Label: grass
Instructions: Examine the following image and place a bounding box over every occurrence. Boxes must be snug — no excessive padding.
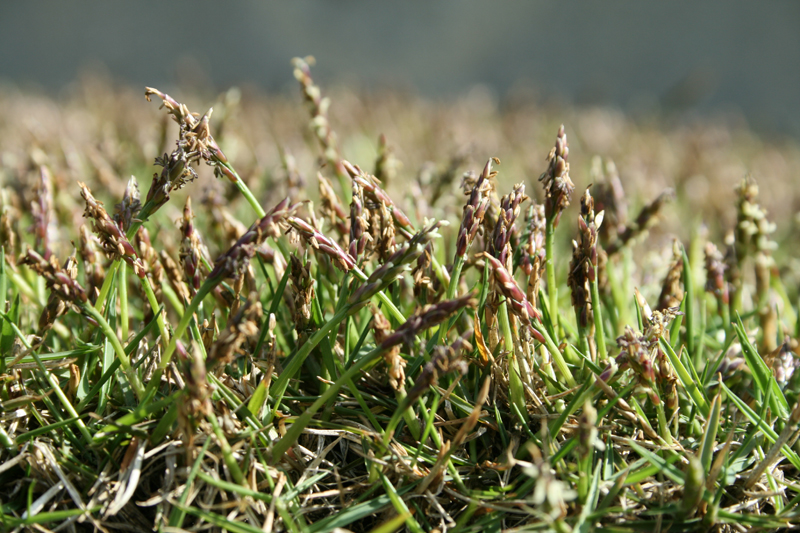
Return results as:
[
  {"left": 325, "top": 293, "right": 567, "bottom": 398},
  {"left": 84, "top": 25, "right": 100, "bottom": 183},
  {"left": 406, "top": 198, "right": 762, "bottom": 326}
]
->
[{"left": 2, "top": 59, "right": 800, "bottom": 532}]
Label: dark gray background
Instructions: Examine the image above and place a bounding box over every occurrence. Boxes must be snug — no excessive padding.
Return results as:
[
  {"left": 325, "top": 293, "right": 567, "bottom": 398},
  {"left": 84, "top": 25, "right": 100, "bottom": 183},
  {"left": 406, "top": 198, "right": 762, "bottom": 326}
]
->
[{"left": 2, "top": 2, "right": 799, "bottom": 136}]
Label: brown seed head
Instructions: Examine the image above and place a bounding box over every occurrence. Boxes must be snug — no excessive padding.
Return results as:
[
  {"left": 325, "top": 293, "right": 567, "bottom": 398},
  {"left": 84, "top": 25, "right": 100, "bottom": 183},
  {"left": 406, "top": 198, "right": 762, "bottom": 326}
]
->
[
  {"left": 343, "top": 160, "right": 412, "bottom": 230},
  {"left": 31, "top": 166, "right": 55, "bottom": 259},
  {"left": 22, "top": 249, "right": 88, "bottom": 306},
  {"left": 289, "top": 215, "right": 356, "bottom": 273},
  {"left": 568, "top": 188, "right": 603, "bottom": 328},
  {"left": 407, "top": 329, "right": 472, "bottom": 404},
  {"left": 484, "top": 253, "right": 541, "bottom": 326},
  {"left": 656, "top": 240, "right": 685, "bottom": 311},
  {"left": 379, "top": 293, "right": 476, "bottom": 350},
  {"left": 318, "top": 173, "right": 348, "bottom": 234},
  {"left": 591, "top": 157, "right": 628, "bottom": 245},
  {"left": 539, "top": 125, "right": 574, "bottom": 227},
  {"left": 373, "top": 133, "right": 398, "bottom": 188},
  {"left": 371, "top": 307, "right": 406, "bottom": 390},
  {"left": 37, "top": 254, "right": 79, "bottom": 334},
  {"left": 0, "top": 209, "right": 17, "bottom": 265},
  {"left": 489, "top": 182, "right": 528, "bottom": 268},
  {"left": 78, "top": 224, "right": 105, "bottom": 297},
  {"left": 412, "top": 242, "right": 433, "bottom": 303},
  {"left": 177, "top": 342, "right": 212, "bottom": 452},
  {"left": 606, "top": 188, "right": 674, "bottom": 256},
  {"left": 348, "top": 220, "right": 444, "bottom": 307},
  {"left": 146, "top": 87, "right": 233, "bottom": 200},
  {"left": 457, "top": 159, "right": 496, "bottom": 257},
  {"left": 78, "top": 182, "right": 146, "bottom": 278},
  {"left": 114, "top": 176, "right": 141, "bottom": 233},
  {"left": 211, "top": 198, "right": 298, "bottom": 279},
  {"left": 368, "top": 200, "right": 396, "bottom": 262},
  {"left": 292, "top": 57, "right": 348, "bottom": 181},
  {"left": 160, "top": 250, "right": 191, "bottom": 303},
  {"left": 289, "top": 254, "right": 315, "bottom": 332},
  {"left": 349, "top": 176, "right": 371, "bottom": 260},
  {"left": 179, "top": 197, "right": 208, "bottom": 295},
  {"left": 704, "top": 241, "right": 728, "bottom": 304},
  {"left": 521, "top": 203, "right": 546, "bottom": 305},
  {"left": 208, "top": 292, "right": 262, "bottom": 369}
]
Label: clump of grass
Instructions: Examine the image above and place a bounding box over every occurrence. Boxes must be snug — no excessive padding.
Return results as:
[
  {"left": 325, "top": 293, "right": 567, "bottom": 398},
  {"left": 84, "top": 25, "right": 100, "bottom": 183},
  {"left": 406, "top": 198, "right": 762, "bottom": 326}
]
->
[{"left": 3, "top": 59, "right": 800, "bottom": 533}]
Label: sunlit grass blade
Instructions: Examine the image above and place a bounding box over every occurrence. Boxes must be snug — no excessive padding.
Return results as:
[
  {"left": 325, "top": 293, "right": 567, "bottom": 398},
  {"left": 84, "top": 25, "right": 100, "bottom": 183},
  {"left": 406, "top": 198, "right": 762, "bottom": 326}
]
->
[
  {"left": 733, "top": 314, "right": 789, "bottom": 419},
  {"left": 720, "top": 382, "right": 800, "bottom": 470},
  {"left": 681, "top": 244, "right": 696, "bottom": 364},
  {"left": 659, "top": 337, "right": 709, "bottom": 417},
  {"left": 700, "top": 393, "right": 722, "bottom": 472}
]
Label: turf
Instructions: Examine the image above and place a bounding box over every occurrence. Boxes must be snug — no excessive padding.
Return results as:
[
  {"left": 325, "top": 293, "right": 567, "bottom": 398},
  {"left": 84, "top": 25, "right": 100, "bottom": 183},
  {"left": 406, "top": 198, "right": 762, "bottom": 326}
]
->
[{"left": 2, "top": 58, "right": 800, "bottom": 532}]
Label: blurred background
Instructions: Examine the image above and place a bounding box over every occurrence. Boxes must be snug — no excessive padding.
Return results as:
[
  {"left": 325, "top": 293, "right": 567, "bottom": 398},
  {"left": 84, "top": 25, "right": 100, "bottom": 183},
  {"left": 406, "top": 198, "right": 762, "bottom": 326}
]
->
[
  {"left": 3, "top": 1, "right": 800, "bottom": 135},
  {"left": 3, "top": 1, "right": 800, "bottom": 289}
]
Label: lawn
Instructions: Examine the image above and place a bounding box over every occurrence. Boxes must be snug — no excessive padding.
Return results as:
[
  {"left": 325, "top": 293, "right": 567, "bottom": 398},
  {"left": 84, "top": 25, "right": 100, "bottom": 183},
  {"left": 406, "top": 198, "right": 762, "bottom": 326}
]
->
[{"left": 2, "top": 58, "right": 800, "bottom": 532}]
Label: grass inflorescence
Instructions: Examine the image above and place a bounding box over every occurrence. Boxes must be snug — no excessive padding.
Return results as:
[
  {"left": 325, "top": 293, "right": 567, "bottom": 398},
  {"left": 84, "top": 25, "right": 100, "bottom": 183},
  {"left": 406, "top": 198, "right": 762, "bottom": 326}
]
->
[{"left": 3, "top": 60, "right": 800, "bottom": 532}]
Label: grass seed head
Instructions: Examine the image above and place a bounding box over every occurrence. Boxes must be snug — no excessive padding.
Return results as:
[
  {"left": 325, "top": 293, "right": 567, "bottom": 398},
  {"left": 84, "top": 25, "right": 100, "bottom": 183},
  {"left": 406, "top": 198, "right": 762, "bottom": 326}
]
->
[
  {"left": 178, "top": 342, "right": 212, "bottom": 454},
  {"left": 539, "top": 125, "right": 574, "bottom": 227},
  {"left": 292, "top": 56, "right": 348, "bottom": 181},
  {"left": 160, "top": 250, "right": 190, "bottom": 303},
  {"left": 379, "top": 293, "right": 476, "bottom": 350},
  {"left": 591, "top": 156, "right": 627, "bottom": 245},
  {"left": 78, "top": 224, "right": 105, "bottom": 298},
  {"left": 734, "top": 175, "right": 771, "bottom": 256},
  {"left": 348, "top": 174, "right": 371, "bottom": 260},
  {"left": 373, "top": 133, "right": 398, "bottom": 187},
  {"left": 348, "top": 220, "right": 444, "bottom": 307},
  {"left": 37, "top": 254, "right": 79, "bottom": 335},
  {"left": 289, "top": 215, "right": 356, "bottom": 272},
  {"left": 407, "top": 329, "right": 472, "bottom": 404},
  {"left": 521, "top": 203, "right": 546, "bottom": 305},
  {"left": 656, "top": 239, "right": 685, "bottom": 311},
  {"left": 490, "top": 182, "right": 527, "bottom": 269},
  {"left": 114, "top": 175, "right": 141, "bottom": 233},
  {"left": 208, "top": 292, "right": 262, "bottom": 369},
  {"left": 704, "top": 241, "right": 728, "bottom": 305},
  {"left": 344, "top": 160, "right": 412, "bottom": 230},
  {"left": 371, "top": 307, "right": 406, "bottom": 390},
  {"left": 0, "top": 209, "right": 16, "bottom": 265},
  {"left": 211, "top": 197, "right": 297, "bottom": 279},
  {"left": 568, "top": 188, "right": 602, "bottom": 329},
  {"left": 456, "top": 159, "right": 494, "bottom": 258},
  {"left": 317, "top": 173, "right": 348, "bottom": 234},
  {"left": 31, "top": 166, "right": 55, "bottom": 259},
  {"left": 412, "top": 241, "right": 433, "bottom": 304},
  {"left": 289, "top": 254, "right": 314, "bottom": 333},
  {"left": 179, "top": 197, "right": 207, "bottom": 295},
  {"left": 368, "top": 199, "right": 396, "bottom": 261},
  {"left": 22, "top": 249, "right": 88, "bottom": 306},
  {"left": 606, "top": 188, "right": 674, "bottom": 256},
  {"left": 79, "top": 181, "right": 146, "bottom": 278},
  {"left": 484, "top": 252, "right": 541, "bottom": 326}
]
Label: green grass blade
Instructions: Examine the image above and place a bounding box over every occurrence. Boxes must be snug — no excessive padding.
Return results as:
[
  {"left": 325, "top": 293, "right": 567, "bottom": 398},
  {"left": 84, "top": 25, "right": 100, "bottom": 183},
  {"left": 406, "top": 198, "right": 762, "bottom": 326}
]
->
[
  {"left": 681, "top": 244, "right": 696, "bottom": 363},
  {"left": 626, "top": 440, "right": 685, "bottom": 485},
  {"left": 700, "top": 393, "right": 722, "bottom": 473},
  {"left": 1, "top": 294, "right": 19, "bottom": 356},
  {"left": 575, "top": 461, "right": 603, "bottom": 533},
  {"left": 659, "top": 337, "right": 709, "bottom": 417},
  {"left": 309, "top": 482, "right": 418, "bottom": 533},
  {"left": 720, "top": 382, "right": 800, "bottom": 470},
  {"left": 368, "top": 512, "right": 412, "bottom": 533},
  {"left": 168, "top": 437, "right": 212, "bottom": 528},
  {"left": 733, "top": 314, "right": 789, "bottom": 419},
  {"left": 380, "top": 472, "right": 424, "bottom": 533}
]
